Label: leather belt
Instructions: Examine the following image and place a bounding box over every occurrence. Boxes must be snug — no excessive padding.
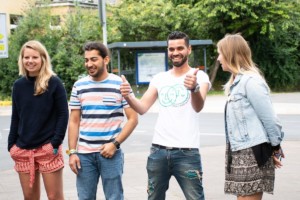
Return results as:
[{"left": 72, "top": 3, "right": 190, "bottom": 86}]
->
[{"left": 152, "top": 144, "right": 198, "bottom": 151}]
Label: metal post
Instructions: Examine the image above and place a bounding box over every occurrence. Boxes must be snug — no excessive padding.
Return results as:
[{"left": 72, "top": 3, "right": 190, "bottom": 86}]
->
[
  {"left": 117, "top": 49, "right": 121, "bottom": 76},
  {"left": 203, "top": 47, "right": 207, "bottom": 72},
  {"left": 110, "top": 49, "right": 113, "bottom": 72},
  {"left": 98, "top": 0, "right": 107, "bottom": 46}
]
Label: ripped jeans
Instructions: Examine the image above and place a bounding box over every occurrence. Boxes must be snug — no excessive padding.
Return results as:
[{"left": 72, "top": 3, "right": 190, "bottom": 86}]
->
[{"left": 146, "top": 145, "right": 205, "bottom": 200}]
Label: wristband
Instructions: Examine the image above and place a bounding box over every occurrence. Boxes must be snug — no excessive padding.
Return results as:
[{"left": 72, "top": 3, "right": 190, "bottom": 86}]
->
[
  {"left": 190, "top": 83, "right": 200, "bottom": 93},
  {"left": 112, "top": 139, "right": 121, "bottom": 149},
  {"left": 66, "top": 149, "right": 77, "bottom": 156}
]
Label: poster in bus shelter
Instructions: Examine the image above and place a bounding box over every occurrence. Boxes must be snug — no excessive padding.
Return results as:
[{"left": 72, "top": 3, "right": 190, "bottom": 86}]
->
[
  {"left": 136, "top": 51, "right": 168, "bottom": 84},
  {"left": 0, "top": 13, "right": 8, "bottom": 58}
]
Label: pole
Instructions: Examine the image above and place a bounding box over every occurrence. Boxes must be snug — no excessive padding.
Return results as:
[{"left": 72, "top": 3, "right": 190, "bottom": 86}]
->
[
  {"left": 98, "top": 0, "right": 107, "bottom": 46},
  {"left": 203, "top": 47, "right": 207, "bottom": 72}
]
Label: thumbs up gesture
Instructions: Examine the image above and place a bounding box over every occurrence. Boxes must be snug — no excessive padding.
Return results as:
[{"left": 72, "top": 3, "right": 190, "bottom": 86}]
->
[
  {"left": 184, "top": 68, "right": 199, "bottom": 90},
  {"left": 120, "top": 75, "right": 133, "bottom": 98}
]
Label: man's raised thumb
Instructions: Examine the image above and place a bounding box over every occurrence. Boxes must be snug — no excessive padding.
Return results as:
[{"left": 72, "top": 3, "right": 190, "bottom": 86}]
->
[
  {"left": 121, "top": 75, "right": 127, "bottom": 83},
  {"left": 193, "top": 68, "right": 199, "bottom": 75}
]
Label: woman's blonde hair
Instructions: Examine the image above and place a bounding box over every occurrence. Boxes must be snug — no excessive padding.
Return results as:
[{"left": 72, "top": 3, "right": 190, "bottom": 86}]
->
[
  {"left": 217, "top": 33, "right": 264, "bottom": 94},
  {"left": 18, "top": 40, "right": 56, "bottom": 95}
]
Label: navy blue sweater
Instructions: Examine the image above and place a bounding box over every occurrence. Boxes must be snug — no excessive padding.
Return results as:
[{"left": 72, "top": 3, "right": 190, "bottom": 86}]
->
[{"left": 8, "top": 76, "right": 69, "bottom": 151}]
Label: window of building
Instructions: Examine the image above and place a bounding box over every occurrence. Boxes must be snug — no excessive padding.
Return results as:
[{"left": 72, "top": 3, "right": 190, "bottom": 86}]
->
[
  {"left": 50, "top": 15, "right": 61, "bottom": 30},
  {"left": 10, "top": 14, "right": 22, "bottom": 33},
  {"left": 51, "top": 15, "right": 61, "bottom": 26}
]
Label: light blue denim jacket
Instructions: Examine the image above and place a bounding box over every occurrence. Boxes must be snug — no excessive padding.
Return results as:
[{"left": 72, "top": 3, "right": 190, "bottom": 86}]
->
[{"left": 225, "top": 73, "right": 284, "bottom": 151}]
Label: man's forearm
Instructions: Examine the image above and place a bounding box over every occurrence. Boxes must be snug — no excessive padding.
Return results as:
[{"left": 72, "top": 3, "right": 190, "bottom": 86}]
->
[
  {"left": 68, "top": 123, "right": 79, "bottom": 150},
  {"left": 125, "top": 95, "right": 148, "bottom": 115},
  {"left": 191, "top": 83, "right": 209, "bottom": 112}
]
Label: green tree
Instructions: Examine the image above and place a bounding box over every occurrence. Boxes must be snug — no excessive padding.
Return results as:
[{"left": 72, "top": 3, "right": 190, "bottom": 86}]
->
[
  {"left": 193, "top": 0, "right": 300, "bottom": 90},
  {"left": 107, "top": 0, "right": 199, "bottom": 41},
  {"left": 171, "top": 0, "right": 198, "bottom": 6},
  {"left": 1, "top": 0, "right": 299, "bottom": 97},
  {"left": 251, "top": 0, "right": 300, "bottom": 91},
  {"left": 52, "top": 7, "right": 102, "bottom": 93}
]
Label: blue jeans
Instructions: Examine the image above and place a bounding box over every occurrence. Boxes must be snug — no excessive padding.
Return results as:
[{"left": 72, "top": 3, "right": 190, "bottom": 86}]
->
[
  {"left": 147, "top": 145, "right": 205, "bottom": 200},
  {"left": 76, "top": 149, "right": 124, "bottom": 200}
]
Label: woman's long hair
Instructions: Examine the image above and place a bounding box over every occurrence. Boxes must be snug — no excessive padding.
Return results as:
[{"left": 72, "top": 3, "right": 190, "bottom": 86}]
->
[
  {"left": 18, "top": 40, "right": 56, "bottom": 95},
  {"left": 217, "top": 34, "right": 265, "bottom": 95}
]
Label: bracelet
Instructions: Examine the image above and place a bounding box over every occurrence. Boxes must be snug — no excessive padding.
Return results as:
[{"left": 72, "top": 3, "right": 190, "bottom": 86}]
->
[{"left": 66, "top": 149, "right": 77, "bottom": 156}]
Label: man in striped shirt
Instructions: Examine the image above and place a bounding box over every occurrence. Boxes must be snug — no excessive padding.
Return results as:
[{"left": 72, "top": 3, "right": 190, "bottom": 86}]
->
[{"left": 68, "top": 42, "right": 138, "bottom": 200}]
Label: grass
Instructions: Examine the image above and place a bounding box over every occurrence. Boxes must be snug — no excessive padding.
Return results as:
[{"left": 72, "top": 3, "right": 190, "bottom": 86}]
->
[
  {"left": 208, "top": 90, "right": 224, "bottom": 95},
  {"left": 0, "top": 95, "right": 12, "bottom": 106},
  {"left": 0, "top": 101, "right": 12, "bottom": 106}
]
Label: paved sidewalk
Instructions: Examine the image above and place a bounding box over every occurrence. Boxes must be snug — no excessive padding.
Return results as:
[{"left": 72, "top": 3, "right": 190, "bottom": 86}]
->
[
  {"left": 0, "top": 92, "right": 299, "bottom": 199},
  {"left": 0, "top": 141, "right": 299, "bottom": 200}
]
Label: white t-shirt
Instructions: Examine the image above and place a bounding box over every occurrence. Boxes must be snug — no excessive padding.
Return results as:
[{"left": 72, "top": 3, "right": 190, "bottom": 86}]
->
[{"left": 150, "top": 68, "right": 211, "bottom": 148}]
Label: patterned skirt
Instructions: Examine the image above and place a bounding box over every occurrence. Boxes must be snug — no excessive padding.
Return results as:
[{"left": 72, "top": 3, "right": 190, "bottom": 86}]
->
[{"left": 224, "top": 145, "right": 275, "bottom": 196}]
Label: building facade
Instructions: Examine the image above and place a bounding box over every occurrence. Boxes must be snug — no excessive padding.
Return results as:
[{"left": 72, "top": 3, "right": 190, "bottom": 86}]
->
[{"left": 0, "top": 0, "right": 102, "bottom": 34}]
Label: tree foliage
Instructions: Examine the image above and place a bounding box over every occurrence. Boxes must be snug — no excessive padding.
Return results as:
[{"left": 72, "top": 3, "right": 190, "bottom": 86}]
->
[
  {"left": 251, "top": 0, "right": 300, "bottom": 91},
  {"left": 52, "top": 7, "right": 102, "bottom": 93},
  {"left": 193, "top": 0, "right": 300, "bottom": 91},
  {"left": 194, "top": 0, "right": 290, "bottom": 40},
  {"left": 0, "top": 0, "right": 299, "bottom": 98},
  {"left": 107, "top": 0, "right": 200, "bottom": 41}
]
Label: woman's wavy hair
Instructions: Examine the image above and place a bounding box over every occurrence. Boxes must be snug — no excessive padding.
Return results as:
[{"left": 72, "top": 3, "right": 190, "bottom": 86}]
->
[
  {"left": 217, "top": 33, "right": 265, "bottom": 94},
  {"left": 18, "top": 40, "right": 55, "bottom": 95}
]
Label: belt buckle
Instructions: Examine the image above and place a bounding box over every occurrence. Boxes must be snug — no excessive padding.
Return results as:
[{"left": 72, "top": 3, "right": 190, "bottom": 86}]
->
[{"left": 165, "top": 146, "right": 173, "bottom": 150}]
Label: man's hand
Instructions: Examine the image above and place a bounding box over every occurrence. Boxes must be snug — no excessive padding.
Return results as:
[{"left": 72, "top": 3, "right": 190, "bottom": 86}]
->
[
  {"left": 69, "top": 154, "right": 81, "bottom": 174},
  {"left": 99, "top": 143, "right": 117, "bottom": 159},
  {"left": 120, "top": 75, "right": 132, "bottom": 98},
  {"left": 184, "top": 68, "right": 199, "bottom": 90}
]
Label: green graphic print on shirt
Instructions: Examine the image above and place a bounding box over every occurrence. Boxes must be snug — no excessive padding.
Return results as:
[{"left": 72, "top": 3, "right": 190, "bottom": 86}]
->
[{"left": 158, "top": 84, "right": 189, "bottom": 107}]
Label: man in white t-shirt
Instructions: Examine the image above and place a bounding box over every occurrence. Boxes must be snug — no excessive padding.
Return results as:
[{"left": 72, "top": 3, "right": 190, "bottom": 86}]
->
[{"left": 120, "top": 31, "right": 211, "bottom": 200}]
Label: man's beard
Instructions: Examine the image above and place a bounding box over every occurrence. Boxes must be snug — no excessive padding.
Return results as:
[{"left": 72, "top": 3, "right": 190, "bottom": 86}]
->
[
  {"left": 89, "top": 69, "right": 101, "bottom": 77},
  {"left": 171, "top": 55, "right": 188, "bottom": 67},
  {"left": 87, "top": 61, "right": 105, "bottom": 78}
]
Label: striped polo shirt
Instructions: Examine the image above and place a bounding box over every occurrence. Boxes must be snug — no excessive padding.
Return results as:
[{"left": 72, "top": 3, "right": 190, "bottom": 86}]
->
[{"left": 69, "top": 74, "right": 129, "bottom": 153}]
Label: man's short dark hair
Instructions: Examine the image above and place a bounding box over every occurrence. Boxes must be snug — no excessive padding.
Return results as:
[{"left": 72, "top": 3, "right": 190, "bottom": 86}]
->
[
  {"left": 167, "top": 31, "right": 190, "bottom": 47},
  {"left": 83, "top": 42, "right": 110, "bottom": 59}
]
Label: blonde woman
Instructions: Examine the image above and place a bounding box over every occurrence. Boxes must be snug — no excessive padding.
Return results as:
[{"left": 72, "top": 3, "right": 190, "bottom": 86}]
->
[
  {"left": 8, "top": 40, "right": 69, "bottom": 200},
  {"left": 217, "top": 34, "right": 284, "bottom": 200}
]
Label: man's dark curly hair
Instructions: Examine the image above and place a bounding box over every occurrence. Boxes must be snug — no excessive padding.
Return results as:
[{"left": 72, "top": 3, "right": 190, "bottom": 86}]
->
[
  {"left": 167, "top": 31, "right": 190, "bottom": 47},
  {"left": 83, "top": 42, "right": 110, "bottom": 59}
]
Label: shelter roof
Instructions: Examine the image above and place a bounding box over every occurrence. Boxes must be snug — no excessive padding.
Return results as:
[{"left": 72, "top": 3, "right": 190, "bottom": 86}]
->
[{"left": 108, "top": 40, "right": 213, "bottom": 49}]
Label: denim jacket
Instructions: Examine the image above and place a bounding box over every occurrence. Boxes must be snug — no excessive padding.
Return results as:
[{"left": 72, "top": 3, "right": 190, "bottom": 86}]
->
[{"left": 225, "top": 73, "right": 284, "bottom": 151}]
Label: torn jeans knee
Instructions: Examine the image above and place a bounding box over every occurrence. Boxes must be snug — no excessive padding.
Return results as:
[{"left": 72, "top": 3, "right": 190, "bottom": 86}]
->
[{"left": 185, "top": 169, "right": 202, "bottom": 179}]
